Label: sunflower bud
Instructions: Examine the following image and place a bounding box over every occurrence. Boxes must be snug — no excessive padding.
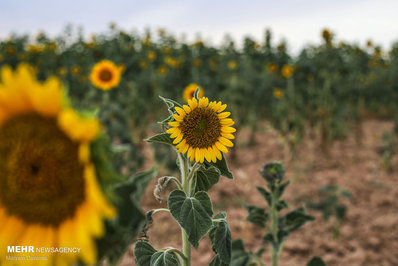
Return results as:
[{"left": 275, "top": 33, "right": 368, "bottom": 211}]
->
[{"left": 260, "top": 161, "right": 285, "bottom": 182}]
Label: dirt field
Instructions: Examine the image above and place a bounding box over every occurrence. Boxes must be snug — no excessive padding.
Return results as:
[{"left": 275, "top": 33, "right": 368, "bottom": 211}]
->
[{"left": 122, "top": 120, "right": 398, "bottom": 266}]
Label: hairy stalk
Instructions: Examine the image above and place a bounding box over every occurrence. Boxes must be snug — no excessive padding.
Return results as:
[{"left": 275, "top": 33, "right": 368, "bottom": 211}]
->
[
  {"left": 178, "top": 153, "right": 191, "bottom": 266},
  {"left": 271, "top": 188, "right": 279, "bottom": 266}
]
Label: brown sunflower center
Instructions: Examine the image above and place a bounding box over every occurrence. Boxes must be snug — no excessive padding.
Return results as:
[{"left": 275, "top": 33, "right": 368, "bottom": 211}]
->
[
  {"left": 98, "top": 68, "right": 113, "bottom": 82},
  {"left": 0, "top": 113, "right": 85, "bottom": 227},
  {"left": 179, "top": 107, "right": 221, "bottom": 148}
]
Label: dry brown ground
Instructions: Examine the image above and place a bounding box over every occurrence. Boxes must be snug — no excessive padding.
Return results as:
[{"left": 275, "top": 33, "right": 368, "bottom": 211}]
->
[{"left": 121, "top": 120, "right": 398, "bottom": 266}]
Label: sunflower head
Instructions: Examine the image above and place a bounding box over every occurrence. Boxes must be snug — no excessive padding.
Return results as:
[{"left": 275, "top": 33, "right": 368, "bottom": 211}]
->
[
  {"left": 183, "top": 83, "right": 204, "bottom": 102},
  {"left": 273, "top": 88, "right": 283, "bottom": 99},
  {"left": 281, "top": 64, "right": 294, "bottom": 78},
  {"left": 0, "top": 64, "right": 116, "bottom": 265},
  {"left": 166, "top": 97, "right": 235, "bottom": 163},
  {"left": 90, "top": 60, "right": 122, "bottom": 91}
]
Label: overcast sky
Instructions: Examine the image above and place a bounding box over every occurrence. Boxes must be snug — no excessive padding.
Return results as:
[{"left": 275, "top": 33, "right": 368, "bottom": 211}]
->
[{"left": 1, "top": 0, "right": 397, "bottom": 53}]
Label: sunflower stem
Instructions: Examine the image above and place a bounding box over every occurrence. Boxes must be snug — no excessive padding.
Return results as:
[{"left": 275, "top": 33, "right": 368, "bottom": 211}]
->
[
  {"left": 271, "top": 188, "right": 279, "bottom": 266},
  {"left": 177, "top": 153, "right": 192, "bottom": 266}
]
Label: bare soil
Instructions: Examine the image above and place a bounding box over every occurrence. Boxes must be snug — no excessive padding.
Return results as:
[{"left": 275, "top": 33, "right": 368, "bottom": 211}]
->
[{"left": 122, "top": 120, "right": 398, "bottom": 266}]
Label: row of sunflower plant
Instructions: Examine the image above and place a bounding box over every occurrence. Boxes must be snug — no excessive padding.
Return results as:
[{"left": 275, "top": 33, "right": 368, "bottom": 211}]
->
[{"left": 1, "top": 26, "right": 398, "bottom": 164}]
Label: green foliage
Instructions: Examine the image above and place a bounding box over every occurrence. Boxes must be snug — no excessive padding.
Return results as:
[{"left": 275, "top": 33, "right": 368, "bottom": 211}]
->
[
  {"left": 209, "top": 214, "right": 232, "bottom": 264},
  {"left": 308, "top": 185, "right": 352, "bottom": 239},
  {"left": 233, "top": 162, "right": 318, "bottom": 266},
  {"left": 205, "top": 154, "right": 234, "bottom": 179},
  {"left": 96, "top": 168, "right": 157, "bottom": 264},
  {"left": 194, "top": 165, "right": 221, "bottom": 193},
  {"left": 307, "top": 256, "right": 326, "bottom": 266},
  {"left": 230, "top": 239, "right": 253, "bottom": 266},
  {"left": 168, "top": 190, "right": 213, "bottom": 249}
]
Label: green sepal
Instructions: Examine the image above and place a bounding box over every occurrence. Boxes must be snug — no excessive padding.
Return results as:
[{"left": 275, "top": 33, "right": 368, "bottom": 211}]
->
[
  {"left": 145, "top": 133, "right": 174, "bottom": 146},
  {"left": 168, "top": 190, "right": 213, "bottom": 249},
  {"left": 159, "top": 95, "right": 183, "bottom": 115},
  {"left": 193, "top": 88, "right": 201, "bottom": 100}
]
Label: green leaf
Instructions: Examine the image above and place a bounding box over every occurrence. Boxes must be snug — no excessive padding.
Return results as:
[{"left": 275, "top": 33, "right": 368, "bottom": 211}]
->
[
  {"left": 231, "top": 239, "right": 253, "bottom": 266},
  {"left": 209, "top": 220, "right": 232, "bottom": 264},
  {"left": 193, "top": 88, "right": 201, "bottom": 100},
  {"left": 194, "top": 166, "right": 221, "bottom": 193},
  {"left": 255, "top": 247, "right": 266, "bottom": 257},
  {"left": 158, "top": 114, "right": 174, "bottom": 125},
  {"left": 150, "top": 251, "right": 180, "bottom": 266},
  {"left": 214, "top": 212, "right": 227, "bottom": 219},
  {"left": 335, "top": 204, "right": 347, "bottom": 222},
  {"left": 263, "top": 230, "right": 290, "bottom": 251},
  {"left": 307, "top": 256, "right": 326, "bottom": 266},
  {"left": 159, "top": 95, "right": 183, "bottom": 115},
  {"left": 276, "top": 200, "right": 289, "bottom": 211},
  {"left": 206, "top": 154, "right": 234, "bottom": 179},
  {"left": 209, "top": 254, "right": 229, "bottom": 266},
  {"left": 341, "top": 190, "right": 352, "bottom": 199},
  {"left": 244, "top": 205, "right": 269, "bottom": 228},
  {"left": 256, "top": 186, "right": 272, "bottom": 206},
  {"left": 277, "top": 180, "right": 290, "bottom": 198},
  {"left": 145, "top": 133, "right": 174, "bottom": 146},
  {"left": 279, "top": 207, "right": 315, "bottom": 233},
  {"left": 96, "top": 168, "right": 157, "bottom": 264},
  {"left": 134, "top": 241, "right": 157, "bottom": 266},
  {"left": 168, "top": 190, "right": 213, "bottom": 249}
]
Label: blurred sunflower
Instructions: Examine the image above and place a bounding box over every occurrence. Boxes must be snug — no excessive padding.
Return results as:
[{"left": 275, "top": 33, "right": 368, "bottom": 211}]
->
[
  {"left": 183, "top": 83, "right": 204, "bottom": 101},
  {"left": 273, "top": 88, "right": 284, "bottom": 99},
  {"left": 281, "top": 64, "right": 294, "bottom": 78},
  {"left": 227, "top": 60, "right": 237, "bottom": 70},
  {"left": 0, "top": 64, "right": 115, "bottom": 265},
  {"left": 167, "top": 97, "right": 235, "bottom": 163},
  {"left": 90, "top": 60, "right": 121, "bottom": 91}
]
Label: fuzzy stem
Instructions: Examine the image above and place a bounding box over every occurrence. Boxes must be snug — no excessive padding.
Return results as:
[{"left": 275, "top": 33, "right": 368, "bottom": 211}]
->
[
  {"left": 177, "top": 153, "right": 191, "bottom": 266},
  {"left": 271, "top": 189, "right": 279, "bottom": 266}
]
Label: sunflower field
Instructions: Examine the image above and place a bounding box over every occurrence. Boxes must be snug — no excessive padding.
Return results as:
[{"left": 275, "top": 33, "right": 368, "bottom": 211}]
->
[{"left": 0, "top": 25, "right": 398, "bottom": 266}]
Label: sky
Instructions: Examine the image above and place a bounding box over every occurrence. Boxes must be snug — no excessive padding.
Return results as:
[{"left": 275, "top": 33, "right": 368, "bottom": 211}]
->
[{"left": 0, "top": 0, "right": 397, "bottom": 53}]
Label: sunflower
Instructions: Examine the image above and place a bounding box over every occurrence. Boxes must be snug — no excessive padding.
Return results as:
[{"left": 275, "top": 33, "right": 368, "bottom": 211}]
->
[
  {"left": 90, "top": 60, "right": 121, "bottom": 91},
  {"left": 166, "top": 97, "right": 235, "bottom": 163},
  {"left": 0, "top": 64, "right": 115, "bottom": 265},
  {"left": 183, "top": 83, "right": 204, "bottom": 102},
  {"left": 273, "top": 88, "right": 283, "bottom": 99}
]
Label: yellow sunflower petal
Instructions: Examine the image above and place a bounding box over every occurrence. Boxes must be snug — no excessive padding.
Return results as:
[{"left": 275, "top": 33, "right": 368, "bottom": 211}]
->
[
  {"left": 175, "top": 106, "right": 186, "bottom": 116},
  {"left": 204, "top": 148, "right": 212, "bottom": 162},
  {"left": 220, "top": 118, "right": 235, "bottom": 126},
  {"left": 173, "top": 113, "right": 184, "bottom": 121},
  {"left": 221, "top": 126, "right": 236, "bottom": 133},
  {"left": 188, "top": 98, "right": 198, "bottom": 109},
  {"left": 221, "top": 132, "right": 235, "bottom": 139},
  {"left": 218, "top": 112, "right": 231, "bottom": 119},
  {"left": 168, "top": 121, "right": 180, "bottom": 127},
  {"left": 216, "top": 141, "right": 229, "bottom": 153},
  {"left": 219, "top": 136, "right": 234, "bottom": 147},
  {"left": 183, "top": 104, "right": 191, "bottom": 114}
]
